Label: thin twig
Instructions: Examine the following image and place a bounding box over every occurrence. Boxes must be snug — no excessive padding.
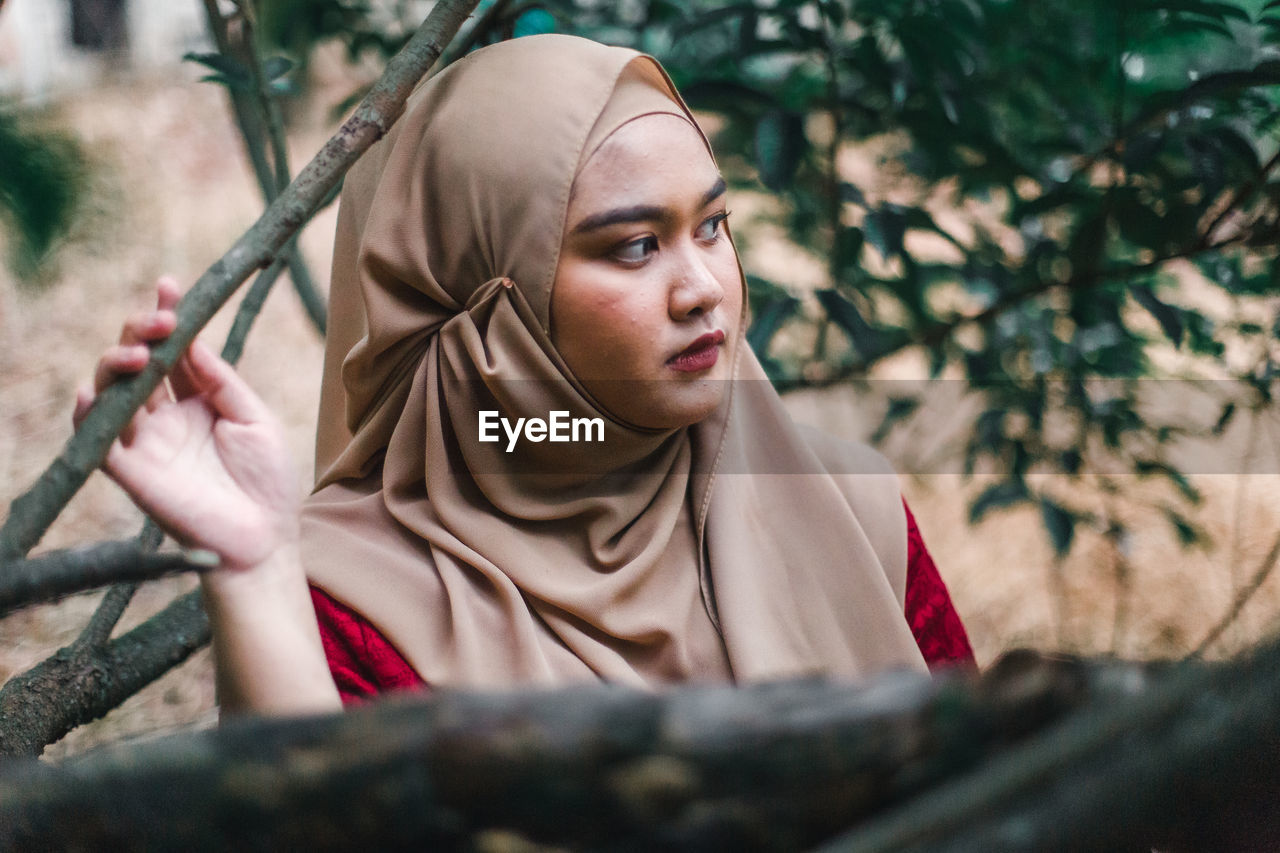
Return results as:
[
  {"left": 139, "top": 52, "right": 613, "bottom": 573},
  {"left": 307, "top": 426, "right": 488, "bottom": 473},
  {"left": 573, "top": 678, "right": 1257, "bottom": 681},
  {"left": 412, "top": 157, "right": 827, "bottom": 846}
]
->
[
  {"left": 221, "top": 254, "right": 289, "bottom": 366},
  {"left": 1198, "top": 145, "right": 1280, "bottom": 249},
  {"left": 436, "top": 0, "right": 516, "bottom": 68},
  {"left": 73, "top": 519, "right": 165, "bottom": 651},
  {"left": 1066, "top": 63, "right": 1280, "bottom": 187},
  {"left": 1192, "top": 525, "right": 1280, "bottom": 657},
  {"left": 75, "top": 583, "right": 139, "bottom": 650},
  {"left": 0, "top": 542, "right": 216, "bottom": 617},
  {"left": 0, "top": 0, "right": 481, "bottom": 564},
  {"left": 200, "top": 0, "right": 276, "bottom": 197},
  {"left": 199, "top": 0, "right": 328, "bottom": 336}
]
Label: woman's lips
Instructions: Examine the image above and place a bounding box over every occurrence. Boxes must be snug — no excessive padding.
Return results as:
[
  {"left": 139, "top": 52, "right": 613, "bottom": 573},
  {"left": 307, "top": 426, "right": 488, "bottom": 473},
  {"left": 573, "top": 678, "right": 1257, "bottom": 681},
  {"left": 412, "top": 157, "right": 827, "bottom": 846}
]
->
[{"left": 667, "top": 330, "right": 725, "bottom": 373}]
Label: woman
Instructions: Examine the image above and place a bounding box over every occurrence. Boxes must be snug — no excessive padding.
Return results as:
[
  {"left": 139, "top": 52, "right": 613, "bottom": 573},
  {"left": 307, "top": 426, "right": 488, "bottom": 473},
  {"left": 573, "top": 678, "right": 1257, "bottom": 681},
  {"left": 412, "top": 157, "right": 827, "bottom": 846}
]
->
[{"left": 78, "top": 34, "right": 972, "bottom": 715}]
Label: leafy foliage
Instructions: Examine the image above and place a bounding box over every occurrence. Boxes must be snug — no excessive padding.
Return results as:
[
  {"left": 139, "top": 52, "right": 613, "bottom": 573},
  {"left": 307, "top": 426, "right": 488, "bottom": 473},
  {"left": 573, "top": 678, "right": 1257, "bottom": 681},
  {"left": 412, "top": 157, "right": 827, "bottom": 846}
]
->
[
  {"left": 257, "top": 0, "right": 1280, "bottom": 557},
  {"left": 0, "top": 111, "right": 85, "bottom": 284}
]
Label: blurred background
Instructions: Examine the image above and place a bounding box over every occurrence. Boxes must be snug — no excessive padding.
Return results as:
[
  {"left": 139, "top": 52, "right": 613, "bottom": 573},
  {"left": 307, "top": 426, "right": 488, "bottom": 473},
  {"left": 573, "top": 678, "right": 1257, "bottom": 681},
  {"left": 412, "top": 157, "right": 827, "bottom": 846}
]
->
[{"left": 2, "top": 0, "right": 1280, "bottom": 758}]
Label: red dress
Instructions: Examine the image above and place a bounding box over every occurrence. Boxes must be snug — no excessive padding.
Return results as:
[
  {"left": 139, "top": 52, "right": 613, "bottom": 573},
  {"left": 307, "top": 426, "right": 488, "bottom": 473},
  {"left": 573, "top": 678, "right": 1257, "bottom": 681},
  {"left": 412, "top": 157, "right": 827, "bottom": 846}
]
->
[{"left": 311, "top": 501, "right": 975, "bottom": 705}]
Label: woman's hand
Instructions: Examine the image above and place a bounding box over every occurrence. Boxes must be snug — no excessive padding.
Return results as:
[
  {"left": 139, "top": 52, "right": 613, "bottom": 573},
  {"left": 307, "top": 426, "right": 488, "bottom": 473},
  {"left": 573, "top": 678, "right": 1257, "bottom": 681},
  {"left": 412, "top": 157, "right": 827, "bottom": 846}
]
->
[
  {"left": 77, "top": 278, "right": 341, "bottom": 716},
  {"left": 74, "top": 277, "right": 300, "bottom": 572}
]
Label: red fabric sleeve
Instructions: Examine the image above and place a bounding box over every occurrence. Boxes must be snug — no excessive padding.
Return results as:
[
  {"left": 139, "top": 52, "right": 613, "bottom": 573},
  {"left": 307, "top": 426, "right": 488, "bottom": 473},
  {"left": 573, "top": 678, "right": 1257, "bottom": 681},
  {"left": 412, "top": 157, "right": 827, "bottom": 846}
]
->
[
  {"left": 309, "top": 586, "right": 427, "bottom": 706},
  {"left": 311, "top": 503, "right": 976, "bottom": 701},
  {"left": 903, "top": 500, "right": 977, "bottom": 672}
]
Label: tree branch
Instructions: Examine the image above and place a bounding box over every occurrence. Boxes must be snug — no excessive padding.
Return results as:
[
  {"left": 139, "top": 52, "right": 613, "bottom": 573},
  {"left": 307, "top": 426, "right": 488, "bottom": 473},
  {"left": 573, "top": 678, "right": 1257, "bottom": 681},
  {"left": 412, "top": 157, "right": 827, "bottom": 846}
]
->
[
  {"left": 200, "top": 0, "right": 328, "bottom": 336},
  {"left": 0, "top": 653, "right": 1181, "bottom": 847},
  {"left": 0, "top": 591, "right": 209, "bottom": 757},
  {"left": 1192, "top": 524, "right": 1280, "bottom": 657},
  {"left": 437, "top": 0, "right": 516, "bottom": 68},
  {"left": 220, "top": 253, "right": 289, "bottom": 366},
  {"left": 0, "top": 542, "right": 215, "bottom": 618},
  {"left": 814, "top": 636, "right": 1280, "bottom": 852},
  {"left": 0, "top": 0, "right": 481, "bottom": 564}
]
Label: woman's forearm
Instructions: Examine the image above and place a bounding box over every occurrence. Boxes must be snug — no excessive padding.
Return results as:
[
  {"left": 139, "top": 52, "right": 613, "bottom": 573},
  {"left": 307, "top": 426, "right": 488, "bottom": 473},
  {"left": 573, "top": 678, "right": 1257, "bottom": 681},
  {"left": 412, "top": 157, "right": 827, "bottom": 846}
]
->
[{"left": 199, "top": 544, "right": 342, "bottom": 717}]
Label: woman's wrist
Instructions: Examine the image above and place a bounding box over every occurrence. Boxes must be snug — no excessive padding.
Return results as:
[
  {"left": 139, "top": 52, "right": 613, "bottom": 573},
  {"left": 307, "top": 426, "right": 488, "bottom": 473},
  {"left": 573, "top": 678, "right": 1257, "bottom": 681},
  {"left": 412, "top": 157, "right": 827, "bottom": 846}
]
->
[
  {"left": 199, "top": 540, "right": 342, "bottom": 717},
  {"left": 198, "top": 538, "right": 305, "bottom": 600}
]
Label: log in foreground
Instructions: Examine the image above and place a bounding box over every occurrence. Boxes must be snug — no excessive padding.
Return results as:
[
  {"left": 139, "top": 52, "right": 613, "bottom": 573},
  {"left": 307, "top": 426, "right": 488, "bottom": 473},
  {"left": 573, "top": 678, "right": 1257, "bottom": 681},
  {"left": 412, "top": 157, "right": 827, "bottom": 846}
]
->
[{"left": 0, "top": 653, "right": 1240, "bottom": 852}]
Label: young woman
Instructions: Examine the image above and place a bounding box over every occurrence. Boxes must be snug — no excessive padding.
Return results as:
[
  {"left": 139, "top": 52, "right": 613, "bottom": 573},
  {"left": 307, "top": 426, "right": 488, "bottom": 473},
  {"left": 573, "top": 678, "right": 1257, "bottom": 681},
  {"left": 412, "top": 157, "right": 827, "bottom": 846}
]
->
[{"left": 77, "top": 34, "right": 973, "bottom": 715}]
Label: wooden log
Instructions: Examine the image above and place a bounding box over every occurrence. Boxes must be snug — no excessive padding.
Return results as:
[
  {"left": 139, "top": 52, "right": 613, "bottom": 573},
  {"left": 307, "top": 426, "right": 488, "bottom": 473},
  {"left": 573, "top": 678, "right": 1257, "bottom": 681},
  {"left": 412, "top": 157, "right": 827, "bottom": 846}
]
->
[{"left": 0, "top": 654, "right": 1175, "bottom": 851}]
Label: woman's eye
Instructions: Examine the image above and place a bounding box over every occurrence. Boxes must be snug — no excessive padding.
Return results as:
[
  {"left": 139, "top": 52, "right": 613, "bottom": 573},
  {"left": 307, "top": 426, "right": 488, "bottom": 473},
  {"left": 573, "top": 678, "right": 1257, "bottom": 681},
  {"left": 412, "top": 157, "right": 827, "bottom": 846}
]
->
[
  {"left": 614, "top": 235, "right": 659, "bottom": 264},
  {"left": 696, "top": 211, "right": 730, "bottom": 242}
]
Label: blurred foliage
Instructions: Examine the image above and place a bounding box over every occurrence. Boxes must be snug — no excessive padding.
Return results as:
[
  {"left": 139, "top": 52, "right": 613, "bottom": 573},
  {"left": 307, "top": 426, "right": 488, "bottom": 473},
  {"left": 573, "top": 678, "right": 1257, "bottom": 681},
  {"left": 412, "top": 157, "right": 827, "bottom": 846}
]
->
[
  {"left": 0, "top": 110, "right": 86, "bottom": 286},
  {"left": 258, "top": 0, "right": 1280, "bottom": 558}
]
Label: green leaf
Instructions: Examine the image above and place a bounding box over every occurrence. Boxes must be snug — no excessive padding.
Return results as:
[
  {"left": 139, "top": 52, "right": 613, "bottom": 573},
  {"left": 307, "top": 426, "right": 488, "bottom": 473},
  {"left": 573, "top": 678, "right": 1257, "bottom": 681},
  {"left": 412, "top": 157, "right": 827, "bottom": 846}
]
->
[
  {"left": 815, "top": 289, "right": 890, "bottom": 361},
  {"left": 1163, "top": 507, "right": 1203, "bottom": 547},
  {"left": 186, "top": 48, "right": 252, "bottom": 93},
  {"left": 1135, "top": 460, "right": 1202, "bottom": 503},
  {"left": 1040, "top": 497, "right": 1076, "bottom": 557},
  {"left": 262, "top": 56, "right": 295, "bottom": 82},
  {"left": 863, "top": 205, "right": 908, "bottom": 261},
  {"left": 513, "top": 8, "right": 558, "bottom": 38},
  {"left": 746, "top": 293, "right": 800, "bottom": 355},
  {"left": 0, "top": 113, "right": 85, "bottom": 282},
  {"left": 969, "top": 480, "right": 1030, "bottom": 524},
  {"left": 837, "top": 226, "right": 864, "bottom": 270},
  {"left": 1130, "top": 285, "right": 1185, "bottom": 347},
  {"left": 754, "top": 109, "right": 807, "bottom": 190},
  {"left": 840, "top": 182, "right": 868, "bottom": 207},
  {"left": 871, "top": 396, "right": 920, "bottom": 444},
  {"left": 1212, "top": 402, "right": 1236, "bottom": 435},
  {"left": 199, "top": 73, "right": 251, "bottom": 94}
]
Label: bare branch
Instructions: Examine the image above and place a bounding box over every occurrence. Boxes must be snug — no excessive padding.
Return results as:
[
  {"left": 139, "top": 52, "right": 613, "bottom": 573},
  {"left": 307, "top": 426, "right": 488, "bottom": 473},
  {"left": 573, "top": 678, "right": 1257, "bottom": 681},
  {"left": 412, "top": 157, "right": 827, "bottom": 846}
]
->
[
  {"left": 0, "top": 0, "right": 481, "bottom": 564},
  {"left": 1192, "top": 525, "right": 1280, "bottom": 657},
  {"left": 0, "top": 591, "right": 209, "bottom": 757},
  {"left": 237, "top": 0, "right": 329, "bottom": 334},
  {"left": 74, "top": 520, "right": 165, "bottom": 650},
  {"left": 0, "top": 542, "right": 215, "bottom": 617},
  {"left": 220, "top": 253, "right": 289, "bottom": 366}
]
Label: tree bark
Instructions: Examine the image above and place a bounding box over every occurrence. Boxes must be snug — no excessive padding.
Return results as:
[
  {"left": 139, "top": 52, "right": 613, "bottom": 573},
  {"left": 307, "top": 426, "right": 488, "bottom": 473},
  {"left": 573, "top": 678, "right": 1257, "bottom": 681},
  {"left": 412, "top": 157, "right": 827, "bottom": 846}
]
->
[
  {"left": 0, "top": 591, "right": 209, "bottom": 757},
  {"left": 0, "top": 653, "right": 1225, "bottom": 851}
]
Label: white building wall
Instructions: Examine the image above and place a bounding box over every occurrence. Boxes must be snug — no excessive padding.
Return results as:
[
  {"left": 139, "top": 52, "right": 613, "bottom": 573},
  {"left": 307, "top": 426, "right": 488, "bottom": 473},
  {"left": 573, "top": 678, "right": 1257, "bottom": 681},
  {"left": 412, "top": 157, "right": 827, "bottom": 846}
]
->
[{"left": 0, "top": 0, "right": 210, "bottom": 103}]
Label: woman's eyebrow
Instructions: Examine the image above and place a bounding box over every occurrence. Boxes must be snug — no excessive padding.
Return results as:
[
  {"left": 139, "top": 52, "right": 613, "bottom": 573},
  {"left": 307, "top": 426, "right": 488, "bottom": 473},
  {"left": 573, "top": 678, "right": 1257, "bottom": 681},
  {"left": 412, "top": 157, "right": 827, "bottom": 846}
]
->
[{"left": 571, "top": 176, "right": 727, "bottom": 234}]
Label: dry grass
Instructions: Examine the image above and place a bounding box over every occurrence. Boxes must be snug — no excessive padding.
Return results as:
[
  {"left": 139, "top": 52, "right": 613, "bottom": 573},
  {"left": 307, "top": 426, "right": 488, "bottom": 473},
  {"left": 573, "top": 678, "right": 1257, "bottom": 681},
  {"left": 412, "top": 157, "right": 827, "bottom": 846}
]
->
[{"left": 3, "top": 67, "right": 1279, "bottom": 761}]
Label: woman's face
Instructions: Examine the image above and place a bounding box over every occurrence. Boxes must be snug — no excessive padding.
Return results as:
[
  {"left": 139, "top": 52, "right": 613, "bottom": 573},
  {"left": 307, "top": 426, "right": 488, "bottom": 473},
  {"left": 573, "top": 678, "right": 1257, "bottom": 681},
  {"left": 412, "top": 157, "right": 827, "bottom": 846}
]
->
[{"left": 551, "top": 113, "right": 743, "bottom": 430}]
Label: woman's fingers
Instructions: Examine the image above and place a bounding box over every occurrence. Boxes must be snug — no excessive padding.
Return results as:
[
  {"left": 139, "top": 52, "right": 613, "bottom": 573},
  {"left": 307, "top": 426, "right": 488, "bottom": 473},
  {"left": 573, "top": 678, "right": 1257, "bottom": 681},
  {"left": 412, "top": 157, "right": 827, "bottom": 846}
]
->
[
  {"left": 118, "top": 308, "right": 177, "bottom": 348},
  {"left": 184, "top": 339, "right": 273, "bottom": 424},
  {"left": 93, "top": 344, "right": 150, "bottom": 394},
  {"left": 77, "top": 373, "right": 148, "bottom": 445},
  {"left": 155, "top": 275, "right": 181, "bottom": 312},
  {"left": 72, "top": 382, "right": 95, "bottom": 429}
]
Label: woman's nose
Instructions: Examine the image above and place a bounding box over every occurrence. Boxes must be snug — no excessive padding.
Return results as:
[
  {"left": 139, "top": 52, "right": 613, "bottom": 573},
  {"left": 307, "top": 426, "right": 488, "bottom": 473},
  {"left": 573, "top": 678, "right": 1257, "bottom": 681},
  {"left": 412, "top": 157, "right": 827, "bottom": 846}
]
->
[{"left": 668, "top": 253, "right": 725, "bottom": 319}]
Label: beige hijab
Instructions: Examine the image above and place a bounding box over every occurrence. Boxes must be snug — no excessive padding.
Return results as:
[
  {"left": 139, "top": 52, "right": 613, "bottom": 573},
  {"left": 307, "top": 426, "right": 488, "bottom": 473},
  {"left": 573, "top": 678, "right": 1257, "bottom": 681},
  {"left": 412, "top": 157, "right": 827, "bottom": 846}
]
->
[{"left": 302, "top": 34, "right": 927, "bottom": 688}]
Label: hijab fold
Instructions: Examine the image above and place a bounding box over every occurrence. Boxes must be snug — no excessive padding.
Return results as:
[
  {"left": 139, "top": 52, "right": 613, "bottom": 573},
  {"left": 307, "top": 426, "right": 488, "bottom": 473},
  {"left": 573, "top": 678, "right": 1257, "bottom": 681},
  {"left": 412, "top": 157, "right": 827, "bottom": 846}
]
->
[{"left": 302, "top": 34, "right": 926, "bottom": 688}]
